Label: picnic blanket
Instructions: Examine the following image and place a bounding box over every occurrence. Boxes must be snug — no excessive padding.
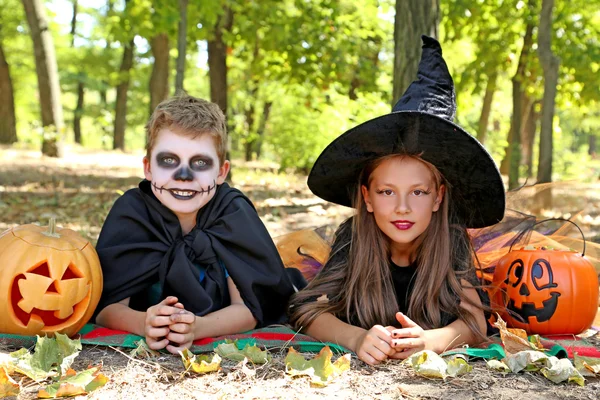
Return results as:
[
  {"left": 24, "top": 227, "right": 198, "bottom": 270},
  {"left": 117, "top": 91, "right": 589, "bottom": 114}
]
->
[
  {"left": 2, "top": 324, "right": 599, "bottom": 361},
  {"left": 0, "top": 324, "right": 348, "bottom": 354}
]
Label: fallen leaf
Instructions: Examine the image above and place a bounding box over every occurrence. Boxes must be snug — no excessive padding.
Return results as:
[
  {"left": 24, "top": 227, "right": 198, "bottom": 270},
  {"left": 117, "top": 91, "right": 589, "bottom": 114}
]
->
[
  {"left": 11, "top": 334, "right": 81, "bottom": 381},
  {"left": 38, "top": 366, "right": 108, "bottom": 398},
  {"left": 494, "top": 315, "right": 542, "bottom": 355},
  {"left": 486, "top": 359, "right": 510, "bottom": 373},
  {"left": 446, "top": 355, "right": 472, "bottom": 377},
  {"left": 129, "top": 340, "right": 160, "bottom": 359},
  {"left": 574, "top": 353, "right": 600, "bottom": 377},
  {"left": 541, "top": 357, "right": 585, "bottom": 386},
  {"left": 0, "top": 366, "right": 19, "bottom": 398},
  {"left": 406, "top": 350, "right": 448, "bottom": 379},
  {"left": 215, "top": 341, "right": 271, "bottom": 364},
  {"left": 504, "top": 351, "right": 549, "bottom": 373},
  {"left": 285, "top": 346, "right": 351, "bottom": 387},
  {"left": 180, "top": 349, "right": 221, "bottom": 374}
]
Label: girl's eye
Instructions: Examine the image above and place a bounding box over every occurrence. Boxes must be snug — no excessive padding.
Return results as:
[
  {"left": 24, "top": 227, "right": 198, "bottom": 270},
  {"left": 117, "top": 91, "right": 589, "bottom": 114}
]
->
[
  {"left": 412, "top": 189, "right": 430, "bottom": 196},
  {"left": 377, "top": 189, "right": 394, "bottom": 196}
]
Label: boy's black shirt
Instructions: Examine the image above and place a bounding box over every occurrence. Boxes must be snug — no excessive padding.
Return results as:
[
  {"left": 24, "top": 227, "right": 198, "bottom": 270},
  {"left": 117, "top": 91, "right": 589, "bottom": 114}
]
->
[{"left": 95, "top": 179, "right": 296, "bottom": 327}]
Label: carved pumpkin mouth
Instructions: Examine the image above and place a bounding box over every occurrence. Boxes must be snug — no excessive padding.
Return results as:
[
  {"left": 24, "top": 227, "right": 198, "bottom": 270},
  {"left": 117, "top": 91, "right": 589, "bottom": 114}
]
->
[
  {"left": 507, "top": 291, "right": 561, "bottom": 323},
  {"left": 10, "top": 261, "right": 91, "bottom": 330}
]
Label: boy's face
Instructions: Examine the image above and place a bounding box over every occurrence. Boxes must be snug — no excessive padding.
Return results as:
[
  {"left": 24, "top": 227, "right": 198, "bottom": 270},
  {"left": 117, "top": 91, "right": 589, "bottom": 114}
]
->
[{"left": 144, "top": 127, "right": 230, "bottom": 222}]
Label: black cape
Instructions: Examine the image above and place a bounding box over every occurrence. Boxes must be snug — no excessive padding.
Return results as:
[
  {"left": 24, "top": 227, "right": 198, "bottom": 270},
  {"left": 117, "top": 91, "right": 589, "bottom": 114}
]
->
[{"left": 95, "top": 180, "right": 296, "bottom": 327}]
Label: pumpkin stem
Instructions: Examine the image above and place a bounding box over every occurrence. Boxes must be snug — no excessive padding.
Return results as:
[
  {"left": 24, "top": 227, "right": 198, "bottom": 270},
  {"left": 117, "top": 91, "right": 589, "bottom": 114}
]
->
[{"left": 44, "top": 218, "right": 61, "bottom": 238}]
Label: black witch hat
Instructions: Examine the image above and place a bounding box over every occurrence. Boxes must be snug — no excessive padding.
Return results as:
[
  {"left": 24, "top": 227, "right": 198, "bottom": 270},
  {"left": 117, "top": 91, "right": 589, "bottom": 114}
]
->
[{"left": 307, "top": 35, "right": 505, "bottom": 228}]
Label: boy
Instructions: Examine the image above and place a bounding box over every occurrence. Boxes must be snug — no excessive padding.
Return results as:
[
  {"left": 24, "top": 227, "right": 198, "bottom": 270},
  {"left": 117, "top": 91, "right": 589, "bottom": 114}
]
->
[{"left": 95, "top": 95, "right": 297, "bottom": 354}]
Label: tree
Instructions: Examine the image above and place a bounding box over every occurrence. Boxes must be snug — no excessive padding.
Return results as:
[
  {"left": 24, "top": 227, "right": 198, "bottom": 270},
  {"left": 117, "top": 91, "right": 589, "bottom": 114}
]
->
[
  {"left": 71, "top": 0, "right": 84, "bottom": 145},
  {"left": 21, "top": 0, "right": 63, "bottom": 156},
  {"left": 392, "top": 0, "right": 440, "bottom": 105},
  {"left": 113, "top": 38, "right": 135, "bottom": 150},
  {"left": 174, "top": 0, "right": 188, "bottom": 94},
  {"left": 0, "top": 41, "right": 17, "bottom": 144},
  {"left": 536, "top": 0, "right": 560, "bottom": 183},
  {"left": 149, "top": 33, "right": 169, "bottom": 113}
]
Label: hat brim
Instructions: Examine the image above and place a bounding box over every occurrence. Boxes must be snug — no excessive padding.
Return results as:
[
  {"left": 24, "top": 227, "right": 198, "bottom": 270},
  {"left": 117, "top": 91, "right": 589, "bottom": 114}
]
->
[{"left": 307, "top": 111, "right": 505, "bottom": 228}]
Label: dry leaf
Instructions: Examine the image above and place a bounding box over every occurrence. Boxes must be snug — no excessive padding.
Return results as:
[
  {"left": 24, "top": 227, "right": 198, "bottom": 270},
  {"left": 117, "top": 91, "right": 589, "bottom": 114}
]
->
[
  {"left": 0, "top": 366, "right": 19, "bottom": 398},
  {"left": 129, "top": 340, "right": 160, "bottom": 359},
  {"left": 493, "top": 314, "right": 542, "bottom": 355},
  {"left": 285, "top": 346, "right": 351, "bottom": 387},
  {"left": 180, "top": 349, "right": 221, "bottom": 374}
]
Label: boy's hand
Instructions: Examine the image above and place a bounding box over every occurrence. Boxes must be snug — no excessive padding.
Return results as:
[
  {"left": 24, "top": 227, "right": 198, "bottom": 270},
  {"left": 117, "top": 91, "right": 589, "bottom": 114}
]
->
[
  {"left": 388, "top": 312, "right": 427, "bottom": 359},
  {"left": 353, "top": 325, "right": 395, "bottom": 365},
  {"left": 166, "top": 307, "right": 196, "bottom": 354},
  {"left": 144, "top": 296, "right": 181, "bottom": 350}
]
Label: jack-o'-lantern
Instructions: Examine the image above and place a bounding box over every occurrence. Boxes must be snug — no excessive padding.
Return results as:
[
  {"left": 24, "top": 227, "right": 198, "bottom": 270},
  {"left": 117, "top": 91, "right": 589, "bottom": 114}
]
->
[
  {"left": 490, "top": 245, "right": 599, "bottom": 335},
  {"left": 0, "top": 220, "right": 102, "bottom": 337}
]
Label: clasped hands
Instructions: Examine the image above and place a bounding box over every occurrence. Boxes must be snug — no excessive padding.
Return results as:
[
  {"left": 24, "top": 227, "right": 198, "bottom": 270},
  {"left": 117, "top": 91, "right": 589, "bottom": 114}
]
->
[
  {"left": 144, "top": 296, "right": 196, "bottom": 354},
  {"left": 355, "top": 312, "right": 429, "bottom": 365}
]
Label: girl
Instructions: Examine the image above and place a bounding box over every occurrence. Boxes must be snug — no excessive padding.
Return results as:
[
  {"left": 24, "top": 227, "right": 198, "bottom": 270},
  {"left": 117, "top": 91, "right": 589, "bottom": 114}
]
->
[{"left": 289, "top": 36, "right": 506, "bottom": 365}]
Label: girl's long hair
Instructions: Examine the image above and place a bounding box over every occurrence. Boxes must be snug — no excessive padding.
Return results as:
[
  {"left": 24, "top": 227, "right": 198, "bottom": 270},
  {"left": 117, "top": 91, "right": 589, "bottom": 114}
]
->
[{"left": 289, "top": 154, "right": 486, "bottom": 341}]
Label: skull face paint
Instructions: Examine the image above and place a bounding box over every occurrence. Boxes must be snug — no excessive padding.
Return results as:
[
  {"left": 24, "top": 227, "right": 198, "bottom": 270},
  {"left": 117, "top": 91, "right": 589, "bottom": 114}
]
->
[{"left": 144, "top": 128, "right": 229, "bottom": 226}]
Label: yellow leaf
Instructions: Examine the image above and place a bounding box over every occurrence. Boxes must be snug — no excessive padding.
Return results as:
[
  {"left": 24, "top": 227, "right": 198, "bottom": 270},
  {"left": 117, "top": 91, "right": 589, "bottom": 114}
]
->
[
  {"left": 129, "top": 340, "right": 160, "bottom": 359},
  {"left": 285, "top": 347, "right": 351, "bottom": 387},
  {"left": 574, "top": 353, "right": 600, "bottom": 377},
  {"left": 486, "top": 359, "right": 510, "bottom": 373},
  {"left": 406, "top": 350, "right": 448, "bottom": 379},
  {"left": 0, "top": 366, "right": 20, "bottom": 398},
  {"left": 180, "top": 349, "right": 221, "bottom": 374}
]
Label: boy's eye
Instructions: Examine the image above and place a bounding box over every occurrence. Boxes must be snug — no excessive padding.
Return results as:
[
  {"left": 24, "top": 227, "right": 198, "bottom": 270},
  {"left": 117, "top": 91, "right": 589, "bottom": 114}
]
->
[
  {"left": 190, "top": 157, "right": 213, "bottom": 170},
  {"left": 156, "top": 153, "right": 180, "bottom": 167},
  {"left": 192, "top": 159, "right": 207, "bottom": 168},
  {"left": 163, "top": 157, "right": 176, "bottom": 164}
]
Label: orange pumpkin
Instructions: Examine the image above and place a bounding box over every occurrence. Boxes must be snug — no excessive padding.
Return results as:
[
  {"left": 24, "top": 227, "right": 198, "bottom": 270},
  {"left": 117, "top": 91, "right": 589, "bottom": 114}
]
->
[
  {"left": 0, "top": 220, "right": 102, "bottom": 337},
  {"left": 490, "top": 246, "right": 599, "bottom": 335}
]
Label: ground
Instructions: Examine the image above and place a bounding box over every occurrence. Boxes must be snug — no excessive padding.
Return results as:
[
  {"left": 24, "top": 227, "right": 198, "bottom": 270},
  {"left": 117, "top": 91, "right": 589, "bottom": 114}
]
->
[{"left": 1, "top": 145, "right": 599, "bottom": 399}]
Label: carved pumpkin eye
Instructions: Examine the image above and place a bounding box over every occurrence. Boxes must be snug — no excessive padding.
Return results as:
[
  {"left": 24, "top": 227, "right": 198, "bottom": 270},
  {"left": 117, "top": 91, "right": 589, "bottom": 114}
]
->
[
  {"left": 531, "top": 258, "right": 557, "bottom": 290},
  {"left": 505, "top": 259, "right": 524, "bottom": 288}
]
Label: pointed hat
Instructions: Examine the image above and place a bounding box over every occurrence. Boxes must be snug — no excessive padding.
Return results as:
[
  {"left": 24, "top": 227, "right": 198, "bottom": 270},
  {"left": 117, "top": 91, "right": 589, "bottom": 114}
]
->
[{"left": 307, "top": 35, "right": 505, "bottom": 228}]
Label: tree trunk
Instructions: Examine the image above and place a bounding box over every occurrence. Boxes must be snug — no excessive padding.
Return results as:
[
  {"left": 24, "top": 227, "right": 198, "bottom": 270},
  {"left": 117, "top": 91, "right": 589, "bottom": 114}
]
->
[
  {"left": 589, "top": 134, "right": 597, "bottom": 157},
  {"left": 208, "top": 8, "right": 233, "bottom": 178},
  {"left": 0, "top": 43, "right": 18, "bottom": 144},
  {"left": 175, "top": 0, "right": 188, "bottom": 94},
  {"left": 99, "top": 1, "right": 113, "bottom": 105},
  {"left": 476, "top": 71, "right": 497, "bottom": 145},
  {"left": 71, "top": 0, "right": 84, "bottom": 145},
  {"left": 254, "top": 101, "right": 272, "bottom": 160},
  {"left": 501, "top": 19, "right": 534, "bottom": 187},
  {"left": 73, "top": 80, "right": 84, "bottom": 144},
  {"left": 70, "top": 0, "right": 78, "bottom": 47},
  {"left": 392, "top": 0, "right": 440, "bottom": 105},
  {"left": 22, "top": 0, "right": 64, "bottom": 157},
  {"left": 243, "top": 87, "right": 257, "bottom": 162},
  {"left": 522, "top": 100, "right": 539, "bottom": 177},
  {"left": 536, "top": 0, "right": 559, "bottom": 184},
  {"left": 149, "top": 33, "right": 169, "bottom": 115},
  {"left": 113, "top": 39, "right": 134, "bottom": 150}
]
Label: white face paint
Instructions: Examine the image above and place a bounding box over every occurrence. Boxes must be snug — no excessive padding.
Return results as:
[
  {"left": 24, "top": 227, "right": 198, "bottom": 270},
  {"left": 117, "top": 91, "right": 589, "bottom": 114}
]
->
[{"left": 144, "top": 128, "right": 230, "bottom": 228}]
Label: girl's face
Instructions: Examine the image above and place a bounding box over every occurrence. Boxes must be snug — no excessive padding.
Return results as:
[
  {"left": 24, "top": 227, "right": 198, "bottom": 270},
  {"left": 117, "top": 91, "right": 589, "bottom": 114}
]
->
[
  {"left": 362, "top": 157, "right": 444, "bottom": 262},
  {"left": 144, "top": 127, "right": 230, "bottom": 223}
]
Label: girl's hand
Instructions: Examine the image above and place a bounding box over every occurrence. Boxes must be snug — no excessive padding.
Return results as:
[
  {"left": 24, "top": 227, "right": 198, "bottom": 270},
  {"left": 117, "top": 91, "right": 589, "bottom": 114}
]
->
[
  {"left": 389, "top": 312, "right": 427, "bottom": 359},
  {"left": 166, "top": 306, "right": 197, "bottom": 354},
  {"left": 354, "top": 325, "right": 395, "bottom": 365},
  {"left": 144, "top": 296, "right": 181, "bottom": 350}
]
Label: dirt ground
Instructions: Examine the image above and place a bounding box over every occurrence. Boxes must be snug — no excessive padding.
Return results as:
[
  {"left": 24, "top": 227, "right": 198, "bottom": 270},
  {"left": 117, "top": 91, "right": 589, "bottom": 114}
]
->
[{"left": 1, "top": 145, "right": 600, "bottom": 399}]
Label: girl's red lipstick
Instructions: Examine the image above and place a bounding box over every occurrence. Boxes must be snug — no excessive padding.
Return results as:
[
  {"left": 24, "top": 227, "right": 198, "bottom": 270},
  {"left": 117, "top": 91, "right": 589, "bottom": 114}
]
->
[{"left": 392, "top": 220, "right": 414, "bottom": 230}]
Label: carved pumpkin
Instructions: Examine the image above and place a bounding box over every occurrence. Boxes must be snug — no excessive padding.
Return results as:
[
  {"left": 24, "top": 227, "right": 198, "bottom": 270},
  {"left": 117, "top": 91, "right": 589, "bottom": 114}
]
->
[
  {"left": 490, "top": 246, "right": 599, "bottom": 335},
  {"left": 0, "top": 220, "right": 102, "bottom": 337}
]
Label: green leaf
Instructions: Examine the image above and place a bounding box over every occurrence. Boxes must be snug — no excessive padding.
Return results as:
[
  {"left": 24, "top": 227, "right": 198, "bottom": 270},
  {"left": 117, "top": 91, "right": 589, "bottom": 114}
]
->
[
  {"left": 215, "top": 340, "right": 271, "bottom": 364},
  {"left": 446, "top": 355, "right": 473, "bottom": 377},
  {"left": 38, "top": 367, "right": 106, "bottom": 398},
  {"left": 129, "top": 340, "right": 160, "bottom": 359},
  {"left": 574, "top": 353, "right": 600, "bottom": 377},
  {"left": 180, "top": 349, "right": 221, "bottom": 374},
  {"left": 284, "top": 346, "right": 351, "bottom": 387}
]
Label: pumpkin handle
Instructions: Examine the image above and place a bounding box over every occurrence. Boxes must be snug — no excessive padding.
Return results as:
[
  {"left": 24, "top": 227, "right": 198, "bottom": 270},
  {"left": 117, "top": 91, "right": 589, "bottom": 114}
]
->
[
  {"left": 44, "top": 218, "right": 61, "bottom": 238},
  {"left": 508, "top": 217, "right": 586, "bottom": 256}
]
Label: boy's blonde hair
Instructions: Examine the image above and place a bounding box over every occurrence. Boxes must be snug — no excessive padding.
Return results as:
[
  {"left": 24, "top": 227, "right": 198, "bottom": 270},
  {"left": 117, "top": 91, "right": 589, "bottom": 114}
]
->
[{"left": 145, "top": 95, "right": 227, "bottom": 165}]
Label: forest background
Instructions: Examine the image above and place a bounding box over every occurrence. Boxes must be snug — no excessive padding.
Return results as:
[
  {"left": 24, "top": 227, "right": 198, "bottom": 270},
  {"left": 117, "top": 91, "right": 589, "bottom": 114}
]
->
[{"left": 0, "top": 0, "right": 599, "bottom": 195}]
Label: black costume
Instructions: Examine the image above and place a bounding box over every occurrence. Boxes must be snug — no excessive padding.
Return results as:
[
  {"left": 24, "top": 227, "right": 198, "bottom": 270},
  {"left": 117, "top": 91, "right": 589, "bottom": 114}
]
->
[{"left": 95, "top": 180, "right": 296, "bottom": 327}]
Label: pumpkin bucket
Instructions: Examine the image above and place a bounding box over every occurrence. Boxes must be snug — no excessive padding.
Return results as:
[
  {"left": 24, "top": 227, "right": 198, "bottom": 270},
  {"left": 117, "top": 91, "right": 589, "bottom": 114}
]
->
[
  {"left": 0, "top": 219, "right": 102, "bottom": 337},
  {"left": 490, "top": 218, "right": 599, "bottom": 335}
]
